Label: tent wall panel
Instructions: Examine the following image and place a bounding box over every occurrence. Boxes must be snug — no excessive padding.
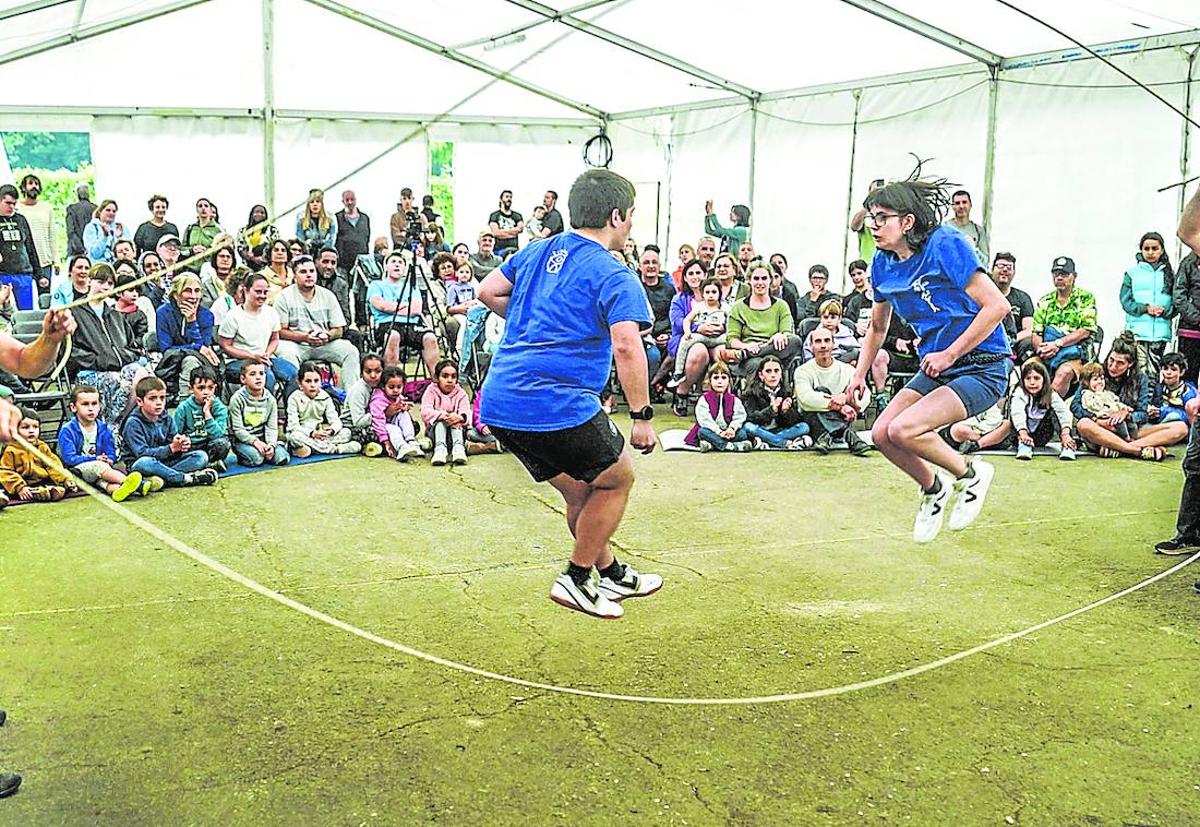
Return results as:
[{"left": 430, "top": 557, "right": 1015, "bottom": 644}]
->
[
  {"left": 452, "top": 127, "right": 590, "bottom": 243},
  {"left": 990, "top": 48, "right": 1191, "bottom": 346},
  {"left": 272, "top": 119, "right": 428, "bottom": 236},
  {"left": 753, "top": 92, "right": 858, "bottom": 290},
  {"left": 91, "top": 116, "right": 264, "bottom": 239}
]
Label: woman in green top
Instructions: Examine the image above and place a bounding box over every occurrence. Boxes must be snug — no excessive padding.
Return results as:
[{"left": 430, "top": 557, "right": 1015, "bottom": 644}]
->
[
  {"left": 704, "top": 200, "right": 751, "bottom": 253},
  {"left": 722, "top": 264, "right": 802, "bottom": 376}
]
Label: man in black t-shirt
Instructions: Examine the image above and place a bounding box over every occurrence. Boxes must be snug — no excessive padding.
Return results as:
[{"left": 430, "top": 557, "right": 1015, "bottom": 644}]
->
[
  {"left": 842, "top": 259, "right": 873, "bottom": 335},
  {"left": 991, "top": 251, "right": 1034, "bottom": 362},
  {"left": 0, "top": 185, "right": 41, "bottom": 310},
  {"left": 488, "top": 190, "right": 524, "bottom": 258},
  {"left": 539, "top": 190, "right": 564, "bottom": 239}
]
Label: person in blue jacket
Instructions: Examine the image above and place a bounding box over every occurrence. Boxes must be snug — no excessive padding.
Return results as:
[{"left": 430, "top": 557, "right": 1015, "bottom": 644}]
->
[{"left": 1119, "top": 231, "right": 1175, "bottom": 374}]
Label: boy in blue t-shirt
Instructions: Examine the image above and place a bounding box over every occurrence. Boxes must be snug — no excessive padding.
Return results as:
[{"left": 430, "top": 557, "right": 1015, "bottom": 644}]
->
[
  {"left": 477, "top": 169, "right": 662, "bottom": 620},
  {"left": 1149, "top": 352, "right": 1197, "bottom": 425}
]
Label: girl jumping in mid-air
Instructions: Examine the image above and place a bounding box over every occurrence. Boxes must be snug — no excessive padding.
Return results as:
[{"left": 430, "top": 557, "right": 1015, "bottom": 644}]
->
[{"left": 847, "top": 168, "right": 1011, "bottom": 543}]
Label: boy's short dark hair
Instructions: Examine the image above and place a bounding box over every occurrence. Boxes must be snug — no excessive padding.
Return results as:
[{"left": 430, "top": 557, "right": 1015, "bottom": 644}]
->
[
  {"left": 115, "top": 272, "right": 139, "bottom": 291},
  {"left": 239, "top": 361, "right": 264, "bottom": 378},
  {"left": 952, "top": 189, "right": 971, "bottom": 201},
  {"left": 298, "top": 361, "right": 323, "bottom": 381},
  {"left": 808, "top": 264, "right": 829, "bottom": 278},
  {"left": 1160, "top": 352, "right": 1188, "bottom": 373},
  {"left": 568, "top": 169, "right": 636, "bottom": 230},
  {"left": 70, "top": 383, "right": 99, "bottom": 403},
  {"left": 18, "top": 406, "right": 39, "bottom": 422},
  {"left": 189, "top": 364, "right": 218, "bottom": 386},
  {"left": 848, "top": 259, "right": 868, "bottom": 273},
  {"left": 135, "top": 375, "right": 167, "bottom": 397}
]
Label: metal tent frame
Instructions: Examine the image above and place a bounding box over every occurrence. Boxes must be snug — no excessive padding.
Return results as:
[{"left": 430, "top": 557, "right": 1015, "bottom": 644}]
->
[{"left": 0, "top": 0, "right": 1197, "bottom": 220}]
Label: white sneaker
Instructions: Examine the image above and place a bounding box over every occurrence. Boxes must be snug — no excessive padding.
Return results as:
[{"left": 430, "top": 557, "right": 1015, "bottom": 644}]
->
[
  {"left": 431, "top": 445, "right": 448, "bottom": 466},
  {"left": 947, "top": 460, "right": 995, "bottom": 531},
  {"left": 338, "top": 440, "right": 362, "bottom": 455},
  {"left": 1015, "top": 442, "right": 1033, "bottom": 461},
  {"left": 549, "top": 573, "right": 624, "bottom": 619},
  {"left": 913, "top": 474, "right": 953, "bottom": 544},
  {"left": 450, "top": 444, "right": 467, "bottom": 465},
  {"left": 598, "top": 565, "right": 663, "bottom": 601},
  {"left": 1058, "top": 446, "right": 1076, "bottom": 461},
  {"left": 786, "top": 436, "right": 814, "bottom": 451},
  {"left": 723, "top": 440, "right": 752, "bottom": 452},
  {"left": 396, "top": 442, "right": 418, "bottom": 462}
]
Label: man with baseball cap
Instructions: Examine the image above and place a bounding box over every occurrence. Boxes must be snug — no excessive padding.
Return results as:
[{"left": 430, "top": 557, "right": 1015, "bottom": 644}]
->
[
  {"left": 469, "top": 230, "right": 501, "bottom": 280},
  {"left": 1030, "top": 255, "right": 1098, "bottom": 397}
]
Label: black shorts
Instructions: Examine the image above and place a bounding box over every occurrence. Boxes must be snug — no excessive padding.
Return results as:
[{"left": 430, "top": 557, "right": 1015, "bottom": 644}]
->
[
  {"left": 490, "top": 410, "right": 625, "bottom": 483},
  {"left": 375, "top": 323, "right": 433, "bottom": 350}
]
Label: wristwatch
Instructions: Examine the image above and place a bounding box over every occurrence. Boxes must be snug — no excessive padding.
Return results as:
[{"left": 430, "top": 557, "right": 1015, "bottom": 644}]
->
[{"left": 628, "top": 405, "right": 655, "bottom": 421}]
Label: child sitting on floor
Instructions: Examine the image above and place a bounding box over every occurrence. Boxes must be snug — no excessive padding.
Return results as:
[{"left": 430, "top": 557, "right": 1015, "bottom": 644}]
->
[
  {"left": 121, "top": 376, "right": 218, "bottom": 488},
  {"left": 684, "top": 361, "right": 751, "bottom": 452},
  {"left": 1149, "top": 352, "right": 1197, "bottom": 425},
  {"left": 172, "top": 365, "right": 233, "bottom": 472},
  {"left": 0, "top": 408, "right": 81, "bottom": 504},
  {"left": 370, "top": 365, "right": 423, "bottom": 461},
  {"left": 420, "top": 360, "right": 470, "bottom": 466},
  {"left": 740, "top": 355, "right": 812, "bottom": 450},
  {"left": 342, "top": 353, "right": 385, "bottom": 455},
  {"left": 228, "top": 361, "right": 290, "bottom": 467},
  {"left": 467, "top": 385, "right": 501, "bottom": 455},
  {"left": 286, "top": 361, "right": 362, "bottom": 458},
  {"left": 1009, "top": 358, "right": 1076, "bottom": 461},
  {"left": 1079, "top": 361, "right": 1133, "bottom": 440},
  {"left": 58, "top": 384, "right": 148, "bottom": 500}
]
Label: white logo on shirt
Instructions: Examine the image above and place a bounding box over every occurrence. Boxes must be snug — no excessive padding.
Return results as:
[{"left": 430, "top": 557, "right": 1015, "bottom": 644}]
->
[
  {"left": 911, "top": 276, "right": 941, "bottom": 312},
  {"left": 546, "top": 249, "right": 568, "bottom": 274}
]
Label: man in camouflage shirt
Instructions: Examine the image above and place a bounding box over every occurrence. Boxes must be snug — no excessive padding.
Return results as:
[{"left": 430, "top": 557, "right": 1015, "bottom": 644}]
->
[{"left": 1031, "top": 255, "right": 1098, "bottom": 396}]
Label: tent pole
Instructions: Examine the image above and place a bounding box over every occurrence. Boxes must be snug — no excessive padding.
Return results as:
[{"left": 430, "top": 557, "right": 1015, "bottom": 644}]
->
[
  {"left": 982, "top": 65, "right": 999, "bottom": 246},
  {"left": 262, "top": 0, "right": 276, "bottom": 217},
  {"left": 748, "top": 100, "right": 758, "bottom": 232},
  {"left": 1179, "top": 47, "right": 1197, "bottom": 264},
  {"left": 841, "top": 89, "right": 863, "bottom": 292}
]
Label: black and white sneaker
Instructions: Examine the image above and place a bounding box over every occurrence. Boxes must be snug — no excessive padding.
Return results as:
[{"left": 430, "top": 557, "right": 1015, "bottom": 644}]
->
[
  {"left": 913, "top": 474, "right": 952, "bottom": 543},
  {"left": 186, "top": 468, "right": 219, "bottom": 486},
  {"left": 549, "top": 573, "right": 624, "bottom": 619},
  {"left": 947, "top": 460, "right": 994, "bottom": 531},
  {"left": 0, "top": 771, "right": 21, "bottom": 799},
  {"left": 1155, "top": 537, "right": 1200, "bottom": 556},
  {"left": 598, "top": 565, "right": 663, "bottom": 601}
]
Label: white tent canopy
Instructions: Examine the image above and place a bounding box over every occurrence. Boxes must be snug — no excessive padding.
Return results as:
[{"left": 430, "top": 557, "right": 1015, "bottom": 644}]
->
[{"left": 2, "top": 0, "right": 1199, "bottom": 339}]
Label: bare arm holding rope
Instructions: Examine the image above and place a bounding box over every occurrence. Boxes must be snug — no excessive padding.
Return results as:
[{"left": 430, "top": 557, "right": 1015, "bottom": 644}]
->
[{"left": 0, "top": 309, "right": 76, "bottom": 440}]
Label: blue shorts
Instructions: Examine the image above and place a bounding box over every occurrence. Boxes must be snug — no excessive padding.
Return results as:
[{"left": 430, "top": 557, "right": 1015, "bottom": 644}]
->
[{"left": 904, "top": 359, "right": 1011, "bottom": 417}]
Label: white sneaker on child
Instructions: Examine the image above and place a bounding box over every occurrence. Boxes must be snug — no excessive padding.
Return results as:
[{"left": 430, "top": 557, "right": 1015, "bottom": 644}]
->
[
  {"left": 431, "top": 445, "right": 448, "bottom": 466},
  {"left": 396, "top": 442, "right": 419, "bottom": 462},
  {"left": 450, "top": 444, "right": 467, "bottom": 465},
  {"left": 337, "top": 441, "right": 362, "bottom": 455},
  {"left": 550, "top": 573, "right": 623, "bottom": 619}
]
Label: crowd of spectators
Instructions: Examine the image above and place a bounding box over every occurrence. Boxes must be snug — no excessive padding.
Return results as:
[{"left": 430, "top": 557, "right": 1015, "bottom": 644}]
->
[{"left": 1, "top": 174, "right": 1198, "bottom": 511}]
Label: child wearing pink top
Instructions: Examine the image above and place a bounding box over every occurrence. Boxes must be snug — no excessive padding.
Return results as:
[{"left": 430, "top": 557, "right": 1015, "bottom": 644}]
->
[
  {"left": 369, "top": 365, "right": 424, "bottom": 461},
  {"left": 420, "top": 360, "right": 470, "bottom": 466}
]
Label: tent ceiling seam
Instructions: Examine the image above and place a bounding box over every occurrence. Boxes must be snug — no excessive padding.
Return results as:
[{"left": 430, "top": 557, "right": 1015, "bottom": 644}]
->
[
  {"left": 837, "top": 0, "right": 1002, "bottom": 66},
  {"left": 303, "top": 0, "right": 608, "bottom": 121},
  {"left": 500, "top": 0, "right": 761, "bottom": 101}
]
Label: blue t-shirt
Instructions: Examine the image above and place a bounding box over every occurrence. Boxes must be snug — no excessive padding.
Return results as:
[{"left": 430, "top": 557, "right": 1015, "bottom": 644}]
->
[
  {"left": 871, "top": 225, "right": 1007, "bottom": 359},
  {"left": 366, "top": 279, "right": 419, "bottom": 326},
  {"left": 481, "top": 232, "right": 652, "bottom": 431}
]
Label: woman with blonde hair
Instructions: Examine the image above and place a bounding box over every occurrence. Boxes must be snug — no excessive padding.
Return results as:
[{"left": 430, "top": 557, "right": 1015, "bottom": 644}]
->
[
  {"left": 156, "top": 272, "right": 220, "bottom": 389},
  {"left": 82, "top": 199, "right": 130, "bottom": 264},
  {"left": 296, "top": 188, "right": 337, "bottom": 252}
]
